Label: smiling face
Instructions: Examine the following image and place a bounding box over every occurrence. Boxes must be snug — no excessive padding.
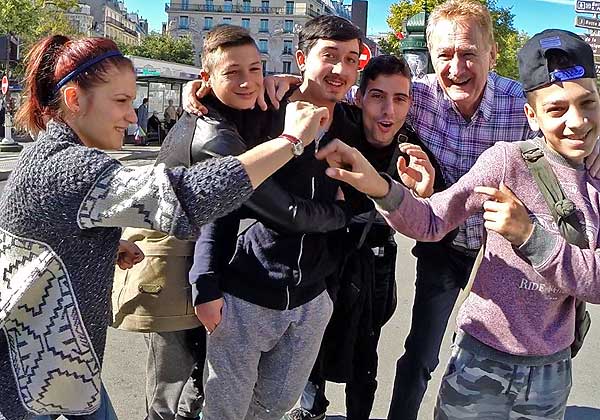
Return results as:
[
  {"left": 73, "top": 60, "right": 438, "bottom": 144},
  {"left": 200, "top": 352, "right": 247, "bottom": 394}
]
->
[
  {"left": 429, "top": 17, "right": 496, "bottom": 119},
  {"left": 207, "top": 43, "right": 263, "bottom": 110},
  {"left": 296, "top": 38, "right": 361, "bottom": 105},
  {"left": 526, "top": 78, "right": 600, "bottom": 165},
  {"left": 66, "top": 65, "right": 137, "bottom": 150},
  {"left": 356, "top": 73, "right": 411, "bottom": 148}
]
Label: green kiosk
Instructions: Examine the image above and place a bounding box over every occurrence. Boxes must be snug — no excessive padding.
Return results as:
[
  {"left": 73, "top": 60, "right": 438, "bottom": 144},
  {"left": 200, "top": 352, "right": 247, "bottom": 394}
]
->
[{"left": 400, "top": 11, "right": 433, "bottom": 77}]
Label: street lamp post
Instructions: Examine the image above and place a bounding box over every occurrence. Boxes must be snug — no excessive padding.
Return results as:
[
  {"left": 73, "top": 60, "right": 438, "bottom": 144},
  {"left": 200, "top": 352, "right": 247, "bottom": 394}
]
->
[{"left": 1, "top": 34, "right": 23, "bottom": 153}]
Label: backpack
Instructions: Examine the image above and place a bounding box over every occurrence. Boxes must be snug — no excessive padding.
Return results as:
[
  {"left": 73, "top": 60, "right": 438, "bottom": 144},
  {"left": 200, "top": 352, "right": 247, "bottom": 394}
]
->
[{"left": 518, "top": 140, "right": 592, "bottom": 358}]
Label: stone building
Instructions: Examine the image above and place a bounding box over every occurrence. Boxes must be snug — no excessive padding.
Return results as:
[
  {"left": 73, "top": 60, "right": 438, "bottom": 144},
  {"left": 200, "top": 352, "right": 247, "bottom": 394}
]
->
[{"left": 165, "top": 0, "right": 352, "bottom": 73}]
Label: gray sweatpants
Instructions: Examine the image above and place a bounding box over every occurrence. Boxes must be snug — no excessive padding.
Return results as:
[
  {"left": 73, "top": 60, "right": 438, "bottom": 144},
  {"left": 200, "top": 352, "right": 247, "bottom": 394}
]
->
[
  {"left": 202, "top": 291, "right": 333, "bottom": 420},
  {"left": 435, "top": 345, "right": 572, "bottom": 420}
]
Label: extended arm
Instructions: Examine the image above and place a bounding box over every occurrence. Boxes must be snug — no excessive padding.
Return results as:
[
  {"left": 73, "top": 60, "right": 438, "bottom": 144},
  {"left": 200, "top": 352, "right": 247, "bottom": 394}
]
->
[
  {"left": 78, "top": 102, "right": 330, "bottom": 237},
  {"left": 195, "top": 128, "right": 348, "bottom": 234},
  {"left": 315, "top": 139, "right": 504, "bottom": 241}
]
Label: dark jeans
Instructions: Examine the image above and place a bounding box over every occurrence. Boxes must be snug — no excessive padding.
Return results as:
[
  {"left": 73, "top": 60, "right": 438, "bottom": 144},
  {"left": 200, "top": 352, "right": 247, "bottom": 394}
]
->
[
  {"left": 145, "top": 327, "right": 206, "bottom": 420},
  {"left": 387, "top": 241, "right": 475, "bottom": 420},
  {"left": 305, "top": 244, "right": 397, "bottom": 420}
]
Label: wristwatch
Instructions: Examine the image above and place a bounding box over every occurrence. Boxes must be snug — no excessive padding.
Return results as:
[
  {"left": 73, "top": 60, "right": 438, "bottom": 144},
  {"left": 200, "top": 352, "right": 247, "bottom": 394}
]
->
[{"left": 279, "top": 133, "right": 304, "bottom": 157}]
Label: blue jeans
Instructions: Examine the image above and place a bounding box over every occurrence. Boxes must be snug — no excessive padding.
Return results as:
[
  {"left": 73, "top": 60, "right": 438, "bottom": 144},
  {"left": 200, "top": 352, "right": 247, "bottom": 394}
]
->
[{"left": 33, "top": 384, "right": 117, "bottom": 420}]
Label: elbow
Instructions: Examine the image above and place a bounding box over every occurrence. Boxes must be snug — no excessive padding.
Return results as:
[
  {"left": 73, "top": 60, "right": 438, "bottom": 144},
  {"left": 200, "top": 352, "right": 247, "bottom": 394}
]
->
[{"left": 288, "top": 205, "right": 347, "bottom": 234}]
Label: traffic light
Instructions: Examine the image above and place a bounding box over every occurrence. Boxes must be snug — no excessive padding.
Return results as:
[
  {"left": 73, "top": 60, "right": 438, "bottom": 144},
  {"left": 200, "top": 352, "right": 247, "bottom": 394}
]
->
[{"left": 0, "top": 35, "right": 19, "bottom": 64}]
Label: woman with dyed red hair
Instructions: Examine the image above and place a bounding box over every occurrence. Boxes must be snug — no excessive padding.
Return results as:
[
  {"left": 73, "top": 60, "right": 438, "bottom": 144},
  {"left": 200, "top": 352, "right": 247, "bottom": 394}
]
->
[{"left": 0, "top": 35, "right": 328, "bottom": 420}]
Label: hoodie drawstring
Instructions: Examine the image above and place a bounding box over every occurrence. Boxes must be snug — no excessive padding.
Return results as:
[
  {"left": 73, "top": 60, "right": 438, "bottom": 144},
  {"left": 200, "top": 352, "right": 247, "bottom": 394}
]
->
[
  {"left": 525, "top": 366, "right": 535, "bottom": 401},
  {"left": 505, "top": 365, "right": 519, "bottom": 395}
]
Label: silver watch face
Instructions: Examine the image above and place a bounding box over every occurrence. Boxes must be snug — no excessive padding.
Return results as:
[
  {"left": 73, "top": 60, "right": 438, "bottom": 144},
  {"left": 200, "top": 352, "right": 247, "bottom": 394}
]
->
[{"left": 291, "top": 140, "right": 304, "bottom": 156}]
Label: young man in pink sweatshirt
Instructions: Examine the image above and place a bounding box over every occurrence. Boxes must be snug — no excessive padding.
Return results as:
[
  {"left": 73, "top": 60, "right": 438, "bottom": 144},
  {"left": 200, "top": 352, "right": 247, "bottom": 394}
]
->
[{"left": 316, "top": 29, "right": 600, "bottom": 419}]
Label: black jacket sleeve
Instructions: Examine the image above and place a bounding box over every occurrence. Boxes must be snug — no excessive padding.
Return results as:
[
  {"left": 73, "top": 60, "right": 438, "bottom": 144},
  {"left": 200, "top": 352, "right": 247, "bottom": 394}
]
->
[
  {"left": 189, "top": 215, "right": 239, "bottom": 305},
  {"left": 191, "top": 127, "right": 349, "bottom": 234}
]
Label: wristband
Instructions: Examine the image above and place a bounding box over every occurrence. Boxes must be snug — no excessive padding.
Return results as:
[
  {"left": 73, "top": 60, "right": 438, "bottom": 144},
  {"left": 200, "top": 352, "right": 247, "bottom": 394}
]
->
[{"left": 279, "top": 133, "right": 305, "bottom": 156}]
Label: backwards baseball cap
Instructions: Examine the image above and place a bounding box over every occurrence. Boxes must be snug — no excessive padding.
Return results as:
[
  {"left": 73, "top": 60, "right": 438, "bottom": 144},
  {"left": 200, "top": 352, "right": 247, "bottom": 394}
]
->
[{"left": 518, "top": 29, "right": 596, "bottom": 92}]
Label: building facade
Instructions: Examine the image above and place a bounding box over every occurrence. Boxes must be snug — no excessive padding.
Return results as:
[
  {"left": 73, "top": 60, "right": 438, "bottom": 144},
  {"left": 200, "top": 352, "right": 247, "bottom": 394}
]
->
[
  {"left": 165, "top": 0, "right": 351, "bottom": 73},
  {"left": 64, "top": 4, "right": 95, "bottom": 36},
  {"left": 350, "top": 0, "right": 366, "bottom": 36},
  {"left": 76, "top": 0, "right": 148, "bottom": 45}
]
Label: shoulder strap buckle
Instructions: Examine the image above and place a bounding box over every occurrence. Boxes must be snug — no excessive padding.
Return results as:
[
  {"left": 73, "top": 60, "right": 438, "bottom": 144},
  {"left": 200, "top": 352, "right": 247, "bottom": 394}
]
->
[{"left": 521, "top": 147, "right": 545, "bottom": 163}]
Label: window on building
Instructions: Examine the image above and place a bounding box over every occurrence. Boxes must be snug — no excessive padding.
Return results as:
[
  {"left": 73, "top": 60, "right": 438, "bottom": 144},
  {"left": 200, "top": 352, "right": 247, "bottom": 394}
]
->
[
  {"left": 259, "top": 19, "right": 268, "bottom": 32},
  {"left": 206, "top": 0, "right": 214, "bottom": 11},
  {"left": 204, "top": 16, "right": 213, "bottom": 30},
  {"left": 182, "top": 0, "right": 189, "bottom": 10},
  {"left": 261, "top": 0, "right": 269, "bottom": 12},
  {"left": 283, "top": 61, "right": 291, "bottom": 73},
  {"left": 179, "top": 16, "right": 189, "bottom": 29},
  {"left": 284, "top": 19, "right": 293, "bottom": 33},
  {"left": 259, "top": 39, "right": 268, "bottom": 53},
  {"left": 241, "top": 18, "right": 250, "bottom": 29},
  {"left": 283, "top": 39, "right": 292, "bottom": 55},
  {"left": 243, "top": 0, "right": 251, "bottom": 13},
  {"left": 286, "top": 1, "right": 294, "bottom": 14},
  {"left": 223, "top": 17, "right": 231, "bottom": 25},
  {"left": 224, "top": 0, "right": 233, "bottom": 12}
]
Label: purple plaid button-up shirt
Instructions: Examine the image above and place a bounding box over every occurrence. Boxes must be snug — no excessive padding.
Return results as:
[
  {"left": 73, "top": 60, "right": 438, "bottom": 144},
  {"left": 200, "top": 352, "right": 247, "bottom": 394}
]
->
[{"left": 408, "top": 72, "right": 536, "bottom": 251}]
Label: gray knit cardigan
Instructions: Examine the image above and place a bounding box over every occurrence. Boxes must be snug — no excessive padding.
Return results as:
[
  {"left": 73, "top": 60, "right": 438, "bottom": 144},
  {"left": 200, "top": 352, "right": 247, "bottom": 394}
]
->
[{"left": 0, "top": 121, "right": 252, "bottom": 419}]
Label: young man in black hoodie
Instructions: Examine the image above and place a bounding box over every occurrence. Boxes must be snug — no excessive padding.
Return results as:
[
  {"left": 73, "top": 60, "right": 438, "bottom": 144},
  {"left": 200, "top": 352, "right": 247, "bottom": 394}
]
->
[{"left": 189, "top": 17, "right": 367, "bottom": 420}]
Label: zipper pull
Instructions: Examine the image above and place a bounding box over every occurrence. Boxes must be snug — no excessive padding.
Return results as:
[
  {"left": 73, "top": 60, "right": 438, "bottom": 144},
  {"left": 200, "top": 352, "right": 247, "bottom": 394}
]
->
[{"left": 314, "top": 128, "right": 327, "bottom": 151}]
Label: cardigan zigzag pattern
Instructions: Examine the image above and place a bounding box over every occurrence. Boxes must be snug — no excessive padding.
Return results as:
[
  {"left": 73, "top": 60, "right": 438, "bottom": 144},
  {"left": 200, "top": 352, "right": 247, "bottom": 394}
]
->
[{"left": 0, "top": 121, "right": 252, "bottom": 419}]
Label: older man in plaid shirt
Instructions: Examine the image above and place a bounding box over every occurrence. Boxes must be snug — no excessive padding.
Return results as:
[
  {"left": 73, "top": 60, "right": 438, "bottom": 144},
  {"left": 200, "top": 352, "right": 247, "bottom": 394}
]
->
[{"left": 387, "top": 1, "right": 541, "bottom": 419}]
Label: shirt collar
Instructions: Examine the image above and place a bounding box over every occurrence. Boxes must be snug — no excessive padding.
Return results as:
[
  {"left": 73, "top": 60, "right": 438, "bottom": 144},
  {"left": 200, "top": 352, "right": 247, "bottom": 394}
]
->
[{"left": 42, "top": 120, "right": 83, "bottom": 145}]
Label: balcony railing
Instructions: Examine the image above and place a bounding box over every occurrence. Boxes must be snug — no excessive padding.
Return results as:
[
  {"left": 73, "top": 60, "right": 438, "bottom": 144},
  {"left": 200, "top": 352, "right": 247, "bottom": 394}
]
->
[
  {"left": 166, "top": 3, "right": 291, "bottom": 15},
  {"left": 105, "top": 16, "right": 138, "bottom": 37}
]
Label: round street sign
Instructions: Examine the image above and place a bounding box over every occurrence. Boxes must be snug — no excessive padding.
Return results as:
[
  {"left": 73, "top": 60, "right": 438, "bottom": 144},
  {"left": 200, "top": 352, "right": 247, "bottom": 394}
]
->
[
  {"left": 358, "top": 44, "right": 372, "bottom": 71},
  {"left": 1, "top": 76, "right": 8, "bottom": 95}
]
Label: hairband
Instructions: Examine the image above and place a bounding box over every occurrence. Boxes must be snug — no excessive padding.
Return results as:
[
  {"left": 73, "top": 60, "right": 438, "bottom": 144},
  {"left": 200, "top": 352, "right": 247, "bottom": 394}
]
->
[{"left": 52, "top": 50, "right": 123, "bottom": 95}]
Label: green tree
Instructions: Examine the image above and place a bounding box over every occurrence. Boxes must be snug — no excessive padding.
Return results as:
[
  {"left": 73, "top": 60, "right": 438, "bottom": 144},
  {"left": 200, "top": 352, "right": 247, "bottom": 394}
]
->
[
  {"left": 383, "top": 0, "right": 528, "bottom": 79},
  {"left": 1, "top": 0, "right": 80, "bottom": 75},
  {"left": 119, "top": 33, "right": 195, "bottom": 65},
  {"left": 0, "top": 0, "right": 79, "bottom": 41}
]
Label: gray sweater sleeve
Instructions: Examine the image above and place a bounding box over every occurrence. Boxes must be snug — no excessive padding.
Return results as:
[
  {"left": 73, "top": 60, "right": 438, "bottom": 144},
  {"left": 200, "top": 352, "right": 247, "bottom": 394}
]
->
[{"left": 77, "top": 156, "right": 252, "bottom": 239}]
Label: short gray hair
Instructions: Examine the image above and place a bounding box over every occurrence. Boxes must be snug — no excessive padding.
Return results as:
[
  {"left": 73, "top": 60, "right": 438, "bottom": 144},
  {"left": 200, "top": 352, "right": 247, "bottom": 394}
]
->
[{"left": 426, "top": 0, "right": 494, "bottom": 51}]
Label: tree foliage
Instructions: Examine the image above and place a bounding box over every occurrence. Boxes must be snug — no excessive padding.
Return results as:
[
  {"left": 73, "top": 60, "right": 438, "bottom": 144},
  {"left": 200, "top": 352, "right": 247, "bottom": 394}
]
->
[
  {"left": 0, "top": 0, "right": 80, "bottom": 41},
  {"left": 1, "top": 0, "right": 81, "bottom": 75},
  {"left": 382, "top": 0, "right": 529, "bottom": 79},
  {"left": 119, "top": 33, "right": 195, "bottom": 65}
]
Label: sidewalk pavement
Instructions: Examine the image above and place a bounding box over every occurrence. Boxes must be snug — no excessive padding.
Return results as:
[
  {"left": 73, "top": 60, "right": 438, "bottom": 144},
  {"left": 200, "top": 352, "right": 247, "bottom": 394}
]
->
[{"left": 0, "top": 143, "right": 160, "bottom": 181}]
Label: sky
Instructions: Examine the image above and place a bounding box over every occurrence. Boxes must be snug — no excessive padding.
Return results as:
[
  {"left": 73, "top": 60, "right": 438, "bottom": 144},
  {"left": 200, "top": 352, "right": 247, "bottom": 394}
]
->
[
  {"left": 366, "top": 0, "right": 581, "bottom": 36},
  {"left": 126, "top": 0, "right": 583, "bottom": 37}
]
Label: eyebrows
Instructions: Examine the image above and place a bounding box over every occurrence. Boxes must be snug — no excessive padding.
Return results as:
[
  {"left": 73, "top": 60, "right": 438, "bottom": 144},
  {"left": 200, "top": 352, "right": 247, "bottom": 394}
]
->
[
  {"left": 541, "top": 90, "right": 597, "bottom": 107},
  {"left": 435, "top": 44, "right": 478, "bottom": 54},
  {"left": 222, "top": 61, "right": 262, "bottom": 71},
  {"left": 113, "top": 91, "right": 135, "bottom": 100},
  {"left": 321, "top": 45, "right": 360, "bottom": 57},
  {"left": 368, "top": 87, "right": 409, "bottom": 99}
]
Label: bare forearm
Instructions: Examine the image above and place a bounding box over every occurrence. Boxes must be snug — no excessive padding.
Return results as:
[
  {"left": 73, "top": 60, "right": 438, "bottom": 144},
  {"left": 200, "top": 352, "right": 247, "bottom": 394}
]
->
[{"left": 236, "top": 137, "right": 294, "bottom": 189}]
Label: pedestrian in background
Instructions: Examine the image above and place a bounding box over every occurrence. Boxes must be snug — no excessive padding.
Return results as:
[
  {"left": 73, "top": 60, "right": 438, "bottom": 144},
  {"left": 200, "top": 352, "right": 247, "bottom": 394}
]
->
[
  {"left": 164, "top": 99, "right": 178, "bottom": 131},
  {"left": 136, "top": 97, "right": 149, "bottom": 145}
]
